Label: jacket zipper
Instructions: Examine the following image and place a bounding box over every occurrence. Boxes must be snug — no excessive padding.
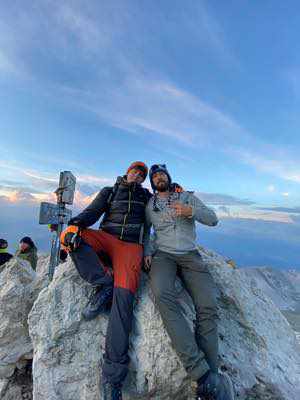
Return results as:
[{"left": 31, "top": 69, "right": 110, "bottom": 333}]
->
[{"left": 120, "top": 189, "right": 132, "bottom": 240}]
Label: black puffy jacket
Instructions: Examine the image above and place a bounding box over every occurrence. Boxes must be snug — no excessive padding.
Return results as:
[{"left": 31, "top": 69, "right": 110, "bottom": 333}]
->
[
  {"left": 0, "top": 252, "right": 13, "bottom": 267},
  {"left": 69, "top": 177, "right": 152, "bottom": 243}
]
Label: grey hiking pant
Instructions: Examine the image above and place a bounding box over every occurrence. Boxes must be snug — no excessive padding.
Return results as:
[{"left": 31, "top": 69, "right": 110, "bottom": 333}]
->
[{"left": 150, "top": 249, "right": 219, "bottom": 381}]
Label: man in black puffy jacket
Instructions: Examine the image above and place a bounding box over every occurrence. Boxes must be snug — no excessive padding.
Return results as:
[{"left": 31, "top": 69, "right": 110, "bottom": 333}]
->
[{"left": 61, "top": 161, "right": 151, "bottom": 400}]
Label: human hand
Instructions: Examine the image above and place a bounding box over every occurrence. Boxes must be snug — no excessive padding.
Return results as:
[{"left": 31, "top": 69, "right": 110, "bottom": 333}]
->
[{"left": 171, "top": 202, "right": 193, "bottom": 217}]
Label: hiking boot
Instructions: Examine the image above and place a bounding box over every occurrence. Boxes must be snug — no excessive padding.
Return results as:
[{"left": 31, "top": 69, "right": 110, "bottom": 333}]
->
[
  {"left": 82, "top": 285, "right": 113, "bottom": 321},
  {"left": 195, "top": 371, "right": 235, "bottom": 400},
  {"left": 102, "top": 382, "right": 122, "bottom": 400}
]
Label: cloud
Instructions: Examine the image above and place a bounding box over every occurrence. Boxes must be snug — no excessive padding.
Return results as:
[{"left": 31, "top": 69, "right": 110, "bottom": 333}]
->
[
  {"left": 77, "top": 175, "right": 113, "bottom": 186},
  {"left": 198, "top": 217, "right": 300, "bottom": 269},
  {"left": 183, "top": 0, "right": 237, "bottom": 66},
  {"left": 2, "top": 1, "right": 300, "bottom": 190},
  {"left": 196, "top": 192, "right": 254, "bottom": 206},
  {"left": 223, "top": 209, "right": 293, "bottom": 224},
  {"left": 0, "top": 184, "right": 42, "bottom": 195},
  {"left": 0, "top": 160, "right": 113, "bottom": 200},
  {"left": 234, "top": 148, "right": 300, "bottom": 184},
  {"left": 267, "top": 185, "right": 275, "bottom": 192},
  {"left": 0, "top": 49, "right": 17, "bottom": 75},
  {"left": 0, "top": 2, "right": 242, "bottom": 149},
  {"left": 287, "top": 67, "right": 300, "bottom": 98},
  {"left": 7, "top": 163, "right": 292, "bottom": 225},
  {"left": 0, "top": 190, "right": 36, "bottom": 204},
  {"left": 51, "top": 0, "right": 235, "bottom": 65},
  {"left": 290, "top": 215, "right": 300, "bottom": 224},
  {"left": 56, "top": 3, "right": 105, "bottom": 53},
  {"left": 218, "top": 206, "right": 231, "bottom": 216},
  {"left": 2, "top": 190, "right": 300, "bottom": 270},
  {"left": 256, "top": 206, "right": 300, "bottom": 214},
  {"left": 0, "top": 186, "right": 95, "bottom": 209},
  {"left": 73, "top": 190, "right": 97, "bottom": 209},
  {"left": 88, "top": 80, "right": 245, "bottom": 146}
]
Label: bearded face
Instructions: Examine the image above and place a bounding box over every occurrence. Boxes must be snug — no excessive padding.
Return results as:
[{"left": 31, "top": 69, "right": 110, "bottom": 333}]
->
[{"left": 152, "top": 172, "right": 170, "bottom": 192}]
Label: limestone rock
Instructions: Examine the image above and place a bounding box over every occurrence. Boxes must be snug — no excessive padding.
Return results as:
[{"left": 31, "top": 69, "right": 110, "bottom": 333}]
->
[
  {"left": 0, "top": 361, "right": 33, "bottom": 400},
  {"left": 32, "top": 255, "right": 50, "bottom": 301},
  {"left": 29, "top": 252, "right": 300, "bottom": 400},
  {"left": 199, "top": 247, "right": 300, "bottom": 399},
  {"left": 29, "top": 259, "right": 191, "bottom": 400},
  {"left": 0, "top": 257, "right": 36, "bottom": 379}
]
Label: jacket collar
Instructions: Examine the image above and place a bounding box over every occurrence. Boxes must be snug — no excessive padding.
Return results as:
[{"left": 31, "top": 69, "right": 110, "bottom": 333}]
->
[{"left": 118, "top": 176, "right": 142, "bottom": 189}]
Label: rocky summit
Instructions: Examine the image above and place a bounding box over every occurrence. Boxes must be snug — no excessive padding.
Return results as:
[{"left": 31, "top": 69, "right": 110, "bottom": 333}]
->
[{"left": 0, "top": 249, "right": 299, "bottom": 399}]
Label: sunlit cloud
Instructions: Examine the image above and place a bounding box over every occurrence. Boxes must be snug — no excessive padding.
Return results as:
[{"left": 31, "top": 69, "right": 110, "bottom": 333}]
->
[
  {"left": 77, "top": 175, "right": 113, "bottom": 185},
  {"left": 0, "top": 190, "right": 36, "bottom": 203},
  {"left": 196, "top": 192, "right": 254, "bottom": 206},
  {"left": 73, "top": 190, "right": 97, "bottom": 209},
  {"left": 267, "top": 185, "right": 275, "bottom": 192},
  {"left": 257, "top": 206, "right": 300, "bottom": 214},
  {"left": 0, "top": 188, "right": 90, "bottom": 208},
  {"left": 218, "top": 208, "right": 293, "bottom": 224}
]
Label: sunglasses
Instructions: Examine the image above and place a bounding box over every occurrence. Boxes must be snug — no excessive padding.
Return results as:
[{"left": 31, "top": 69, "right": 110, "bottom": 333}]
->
[{"left": 128, "top": 168, "right": 145, "bottom": 178}]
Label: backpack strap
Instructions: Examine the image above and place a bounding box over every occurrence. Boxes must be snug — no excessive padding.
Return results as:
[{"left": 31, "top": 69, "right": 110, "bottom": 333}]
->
[
  {"left": 106, "top": 178, "right": 122, "bottom": 209},
  {"left": 101, "top": 177, "right": 123, "bottom": 223}
]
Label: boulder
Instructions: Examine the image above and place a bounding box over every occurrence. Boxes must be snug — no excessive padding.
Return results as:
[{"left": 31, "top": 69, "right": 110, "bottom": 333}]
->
[
  {"left": 0, "top": 257, "right": 36, "bottom": 379},
  {"left": 29, "top": 251, "right": 300, "bottom": 400},
  {"left": 0, "top": 361, "right": 32, "bottom": 400}
]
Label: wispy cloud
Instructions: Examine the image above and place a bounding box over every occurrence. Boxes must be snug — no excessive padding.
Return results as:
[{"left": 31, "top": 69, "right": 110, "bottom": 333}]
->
[
  {"left": 218, "top": 205, "right": 231, "bottom": 216},
  {"left": 0, "top": 1, "right": 240, "bottom": 147},
  {"left": 0, "top": 183, "right": 296, "bottom": 230},
  {"left": 0, "top": 159, "right": 113, "bottom": 192},
  {"left": 84, "top": 79, "right": 246, "bottom": 147},
  {"left": 0, "top": 184, "right": 42, "bottom": 195},
  {"left": 0, "top": 49, "right": 16, "bottom": 75},
  {"left": 77, "top": 175, "right": 113, "bottom": 185},
  {"left": 257, "top": 206, "right": 300, "bottom": 214},
  {"left": 1, "top": 1, "right": 300, "bottom": 191},
  {"left": 218, "top": 208, "right": 293, "bottom": 224},
  {"left": 183, "top": 0, "right": 238, "bottom": 66},
  {"left": 0, "top": 190, "right": 37, "bottom": 204},
  {"left": 196, "top": 192, "right": 254, "bottom": 206},
  {"left": 287, "top": 67, "right": 300, "bottom": 98},
  {"left": 232, "top": 147, "right": 300, "bottom": 185}
]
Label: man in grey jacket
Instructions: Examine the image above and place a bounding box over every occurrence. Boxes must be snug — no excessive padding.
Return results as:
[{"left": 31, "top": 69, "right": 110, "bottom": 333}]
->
[{"left": 144, "top": 164, "right": 234, "bottom": 400}]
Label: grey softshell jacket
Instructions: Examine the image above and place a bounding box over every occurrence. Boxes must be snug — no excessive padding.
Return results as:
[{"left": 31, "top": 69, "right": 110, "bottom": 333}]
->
[{"left": 144, "top": 191, "right": 218, "bottom": 256}]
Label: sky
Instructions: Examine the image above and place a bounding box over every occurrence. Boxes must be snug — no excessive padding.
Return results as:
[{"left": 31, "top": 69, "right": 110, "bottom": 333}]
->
[{"left": 1, "top": 0, "right": 300, "bottom": 268}]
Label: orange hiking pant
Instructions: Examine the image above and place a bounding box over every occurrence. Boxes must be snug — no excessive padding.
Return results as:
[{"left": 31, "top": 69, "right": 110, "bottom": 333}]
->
[
  {"left": 80, "top": 228, "right": 143, "bottom": 293},
  {"left": 66, "top": 228, "right": 143, "bottom": 385}
]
